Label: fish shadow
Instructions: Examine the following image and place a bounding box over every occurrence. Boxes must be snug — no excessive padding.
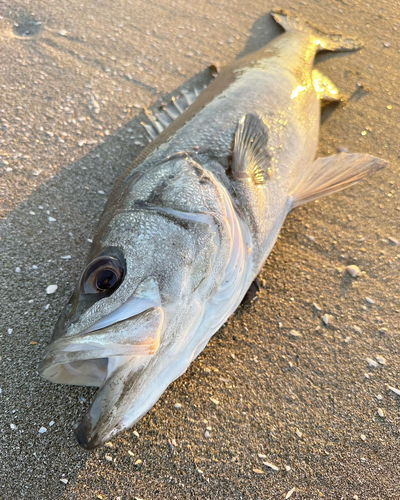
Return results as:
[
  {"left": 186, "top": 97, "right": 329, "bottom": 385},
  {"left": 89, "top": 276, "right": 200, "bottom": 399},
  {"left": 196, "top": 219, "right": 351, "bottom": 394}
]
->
[{"left": 236, "top": 12, "right": 283, "bottom": 58}]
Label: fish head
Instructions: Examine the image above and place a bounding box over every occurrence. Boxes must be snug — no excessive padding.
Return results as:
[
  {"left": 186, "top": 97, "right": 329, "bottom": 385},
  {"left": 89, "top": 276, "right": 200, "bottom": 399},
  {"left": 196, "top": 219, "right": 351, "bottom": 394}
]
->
[{"left": 39, "top": 158, "right": 229, "bottom": 449}]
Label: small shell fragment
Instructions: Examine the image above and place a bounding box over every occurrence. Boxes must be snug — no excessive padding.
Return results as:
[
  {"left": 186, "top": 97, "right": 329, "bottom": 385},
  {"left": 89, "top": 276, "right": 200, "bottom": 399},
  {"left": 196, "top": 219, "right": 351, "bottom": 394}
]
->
[
  {"left": 377, "top": 408, "right": 385, "bottom": 418},
  {"left": 322, "top": 314, "right": 333, "bottom": 325},
  {"left": 346, "top": 265, "right": 361, "bottom": 277},
  {"left": 60, "top": 478, "right": 68, "bottom": 485},
  {"left": 253, "top": 468, "right": 265, "bottom": 474},
  {"left": 376, "top": 356, "right": 386, "bottom": 365},
  {"left": 388, "top": 236, "right": 399, "bottom": 245},
  {"left": 46, "top": 285, "right": 58, "bottom": 295},
  {"left": 387, "top": 385, "right": 400, "bottom": 396},
  {"left": 366, "top": 358, "right": 378, "bottom": 368},
  {"left": 289, "top": 330, "right": 302, "bottom": 338},
  {"left": 263, "top": 461, "right": 279, "bottom": 471},
  {"left": 210, "top": 397, "right": 220, "bottom": 405},
  {"left": 286, "top": 487, "right": 296, "bottom": 499}
]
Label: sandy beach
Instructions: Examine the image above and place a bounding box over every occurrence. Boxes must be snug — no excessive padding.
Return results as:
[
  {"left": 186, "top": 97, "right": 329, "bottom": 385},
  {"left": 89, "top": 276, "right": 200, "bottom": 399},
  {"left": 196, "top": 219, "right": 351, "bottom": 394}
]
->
[{"left": 1, "top": 0, "right": 399, "bottom": 498}]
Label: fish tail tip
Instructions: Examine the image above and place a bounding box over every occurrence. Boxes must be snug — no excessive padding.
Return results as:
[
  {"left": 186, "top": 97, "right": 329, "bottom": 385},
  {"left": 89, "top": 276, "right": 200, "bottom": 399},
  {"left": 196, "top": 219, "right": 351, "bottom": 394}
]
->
[{"left": 270, "top": 8, "right": 363, "bottom": 52}]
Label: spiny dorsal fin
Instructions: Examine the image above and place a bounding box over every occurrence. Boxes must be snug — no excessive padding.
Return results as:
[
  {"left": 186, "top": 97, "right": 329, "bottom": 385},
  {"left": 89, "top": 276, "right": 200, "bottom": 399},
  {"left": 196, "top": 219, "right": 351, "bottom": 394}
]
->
[
  {"left": 231, "top": 113, "right": 273, "bottom": 185},
  {"left": 141, "top": 82, "right": 212, "bottom": 142}
]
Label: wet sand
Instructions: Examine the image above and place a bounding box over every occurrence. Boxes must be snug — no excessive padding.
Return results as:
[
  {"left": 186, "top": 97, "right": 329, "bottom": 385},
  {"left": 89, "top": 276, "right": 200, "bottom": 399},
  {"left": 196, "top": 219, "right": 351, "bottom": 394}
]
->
[{"left": 1, "top": 0, "right": 399, "bottom": 498}]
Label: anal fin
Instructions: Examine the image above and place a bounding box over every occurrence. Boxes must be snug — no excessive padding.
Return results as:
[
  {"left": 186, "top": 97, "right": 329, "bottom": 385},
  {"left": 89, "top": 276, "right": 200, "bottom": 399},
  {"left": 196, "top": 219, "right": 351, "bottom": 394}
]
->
[{"left": 291, "top": 153, "right": 387, "bottom": 209}]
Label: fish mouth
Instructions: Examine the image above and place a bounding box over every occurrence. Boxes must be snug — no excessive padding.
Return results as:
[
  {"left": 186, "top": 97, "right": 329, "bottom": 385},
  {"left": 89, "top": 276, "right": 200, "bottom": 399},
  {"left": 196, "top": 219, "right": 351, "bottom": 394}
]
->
[
  {"left": 39, "top": 306, "right": 164, "bottom": 387},
  {"left": 39, "top": 342, "right": 153, "bottom": 450},
  {"left": 39, "top": 306, "right": 165, "bottom": 450}
]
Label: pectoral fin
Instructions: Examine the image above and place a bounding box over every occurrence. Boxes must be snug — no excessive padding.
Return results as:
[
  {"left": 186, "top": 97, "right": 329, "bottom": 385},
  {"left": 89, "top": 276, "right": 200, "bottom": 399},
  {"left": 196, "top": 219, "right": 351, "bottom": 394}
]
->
[
  {"left": 231, "top": 113, "right": 273, "bottom": 184},
  {"left": 291, "top": 153, "right": 387, "bottom": 209}
]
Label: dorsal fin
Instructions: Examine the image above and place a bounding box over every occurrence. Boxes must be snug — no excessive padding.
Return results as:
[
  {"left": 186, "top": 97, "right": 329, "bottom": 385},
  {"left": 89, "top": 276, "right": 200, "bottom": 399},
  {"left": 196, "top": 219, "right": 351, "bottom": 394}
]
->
[
  {"left": 140, "top": 66, "right": 218, "bottom": 142},
  {"left": 231, "top": 113, "right": 273, "bottom": 184}
]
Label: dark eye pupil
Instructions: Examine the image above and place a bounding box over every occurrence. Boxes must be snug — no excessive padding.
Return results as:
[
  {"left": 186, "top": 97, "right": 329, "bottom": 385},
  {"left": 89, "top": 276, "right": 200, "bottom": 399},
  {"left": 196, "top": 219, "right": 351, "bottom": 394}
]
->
[
  {"left": 82, "top": 255, "right": 124, "bottom": 295},
  {"left": 96, "top": 269, "right": 117, "bottom": 291}
]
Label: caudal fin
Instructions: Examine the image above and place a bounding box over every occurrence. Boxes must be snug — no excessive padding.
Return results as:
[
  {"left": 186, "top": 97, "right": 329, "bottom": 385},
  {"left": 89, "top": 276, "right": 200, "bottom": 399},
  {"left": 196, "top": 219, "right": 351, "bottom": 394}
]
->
[{"left": 271, "top": 8, "right": 363, "bottom": 52}]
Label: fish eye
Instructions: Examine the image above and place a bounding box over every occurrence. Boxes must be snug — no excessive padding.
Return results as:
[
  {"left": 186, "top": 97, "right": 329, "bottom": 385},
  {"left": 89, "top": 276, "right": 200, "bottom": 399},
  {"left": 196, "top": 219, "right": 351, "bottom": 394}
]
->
[{"left": 82, "top": 256, "right": 124, "bottom": 295}]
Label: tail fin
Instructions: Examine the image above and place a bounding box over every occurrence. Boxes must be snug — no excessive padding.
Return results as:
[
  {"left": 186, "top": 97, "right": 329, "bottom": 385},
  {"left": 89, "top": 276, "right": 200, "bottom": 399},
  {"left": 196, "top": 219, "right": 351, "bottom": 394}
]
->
[{"left": 271, "top": 8, "right": 363, "bottom": 52}]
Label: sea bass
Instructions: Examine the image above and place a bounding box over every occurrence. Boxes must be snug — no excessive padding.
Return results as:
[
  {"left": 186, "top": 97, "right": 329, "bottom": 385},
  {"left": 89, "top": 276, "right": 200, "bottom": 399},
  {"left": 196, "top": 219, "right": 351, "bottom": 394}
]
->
[{"left": 39, "top": 10, "right": 386, "bottom": 449}]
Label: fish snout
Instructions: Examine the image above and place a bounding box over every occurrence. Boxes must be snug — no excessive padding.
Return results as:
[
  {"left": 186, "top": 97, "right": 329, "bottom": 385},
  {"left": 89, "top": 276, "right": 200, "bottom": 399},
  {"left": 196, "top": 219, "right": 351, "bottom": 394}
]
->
[
  {"left": 74, "top": 415, "right": 93, "bottom": 450},
  {"left": 74, "top": 414, "right": 101, "bottom": 451}
]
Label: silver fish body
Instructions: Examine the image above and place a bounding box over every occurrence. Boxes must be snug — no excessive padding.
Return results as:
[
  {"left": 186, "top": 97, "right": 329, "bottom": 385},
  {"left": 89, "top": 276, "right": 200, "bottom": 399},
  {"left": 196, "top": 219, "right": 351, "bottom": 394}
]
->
[{"left": 39, "top": 10, "right": 386, "bottom": 449}]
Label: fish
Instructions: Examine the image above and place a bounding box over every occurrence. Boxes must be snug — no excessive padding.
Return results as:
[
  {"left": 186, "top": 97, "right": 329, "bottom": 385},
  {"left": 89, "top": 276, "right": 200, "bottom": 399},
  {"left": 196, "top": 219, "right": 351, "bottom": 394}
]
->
[{"left": 39, "top": 9, "right": 387, "bottom": 450}]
